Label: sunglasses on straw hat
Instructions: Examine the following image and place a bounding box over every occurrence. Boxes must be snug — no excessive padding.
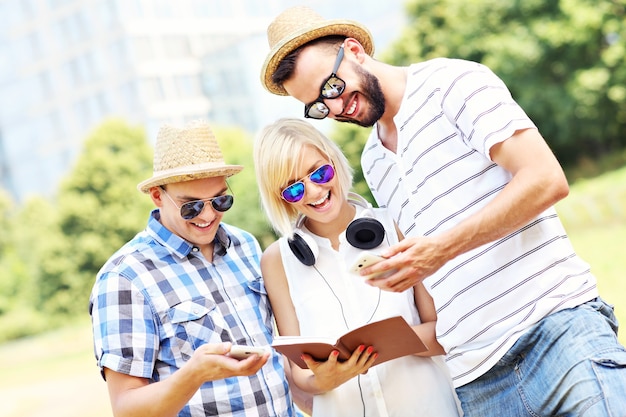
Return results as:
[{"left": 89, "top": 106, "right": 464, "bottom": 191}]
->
[
  {"left": 304, "top": 44, "right": 346, "bottom": 120},
  {"left": 160, "top": 186, "right": 234, "bottom": 219}
]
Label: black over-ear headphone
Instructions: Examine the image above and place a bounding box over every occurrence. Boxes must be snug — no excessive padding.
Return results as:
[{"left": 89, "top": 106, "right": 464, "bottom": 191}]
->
[{"left": 288, "top": 193, "right": 385, "bottom": 266}]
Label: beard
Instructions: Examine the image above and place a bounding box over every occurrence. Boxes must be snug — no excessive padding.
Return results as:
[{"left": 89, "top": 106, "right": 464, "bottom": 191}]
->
[{"left": 336, "top": 64, "right": 386, "bottom": 128}]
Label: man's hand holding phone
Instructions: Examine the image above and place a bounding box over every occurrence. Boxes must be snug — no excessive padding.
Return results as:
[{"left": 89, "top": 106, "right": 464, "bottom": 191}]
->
[
  {"left": 228, "top": 345, "right": 269, "bottom": 360},
  {"left": 349, "top": 252, "right": 392, "bottom": 279}
]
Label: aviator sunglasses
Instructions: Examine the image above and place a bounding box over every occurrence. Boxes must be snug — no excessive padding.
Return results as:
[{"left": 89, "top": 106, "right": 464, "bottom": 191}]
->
[
  {"left": 304, "top": 44, "right": 346, "bottom": 120},
  {"left": 160, "top": 186, "right": 234, "bottom": 219},
  {"left": 280, "top": 164, "right": 335, "bottom": 203}
]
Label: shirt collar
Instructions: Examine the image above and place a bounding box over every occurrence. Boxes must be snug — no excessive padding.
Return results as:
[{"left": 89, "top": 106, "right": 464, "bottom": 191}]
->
[{"left": 146, "top": 209, "right": 231, "bottom": 258}]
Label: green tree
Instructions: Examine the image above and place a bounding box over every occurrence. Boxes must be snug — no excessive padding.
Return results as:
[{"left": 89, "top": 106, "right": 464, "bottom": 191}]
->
[
  {"left": 330, "top": 124, "right": 375, "bottom": 204},
  {"left": 215, "top": 126, "right": 277, "bottom": 249},
  {"left": 36, "top": 119, "right": 153, "bottom": 316},
  {"left": 0, "top": 189, "right": 19, "bottom": 317},
  {"left": 0, "top": 191, "right": 60, "bottom": 341},
  {"left": 389, "top": 0, "right": 626, "bottom": 168}
]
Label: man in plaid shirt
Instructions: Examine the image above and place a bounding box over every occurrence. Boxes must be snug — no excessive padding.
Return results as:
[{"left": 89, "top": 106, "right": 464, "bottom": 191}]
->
[{"left": 89, "top": 121, "right": 303, "bottom": 417}]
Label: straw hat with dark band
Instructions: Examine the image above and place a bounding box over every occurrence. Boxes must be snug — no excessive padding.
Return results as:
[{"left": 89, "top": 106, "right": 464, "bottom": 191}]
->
[
  {"left": 137, "top": 121, "right": 243, "bottom": 193},
  {"left": 261, "top": 6, "right": 374, "bottom": 96}
]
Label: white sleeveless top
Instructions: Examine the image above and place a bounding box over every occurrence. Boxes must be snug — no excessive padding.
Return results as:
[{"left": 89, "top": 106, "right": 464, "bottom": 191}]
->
[{"left": 278, "top": 202, "right": 461, "bottom": 417}]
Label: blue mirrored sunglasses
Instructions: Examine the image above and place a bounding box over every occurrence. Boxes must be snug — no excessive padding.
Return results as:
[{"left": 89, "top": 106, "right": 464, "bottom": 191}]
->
[{"left": 280, "top": 164, "right": 335, "bottom": 203}]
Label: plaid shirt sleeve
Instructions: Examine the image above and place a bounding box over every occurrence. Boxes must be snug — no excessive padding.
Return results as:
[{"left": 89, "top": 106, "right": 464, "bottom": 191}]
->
[{"left": 91, "top": 263, "right": 160, "bottom": 379}]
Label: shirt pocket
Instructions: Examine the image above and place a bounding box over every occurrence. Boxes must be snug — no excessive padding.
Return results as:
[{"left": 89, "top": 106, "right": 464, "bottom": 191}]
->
[
  {"left": 167, "top": 297, "right": 228, "bottom": 359},
  {"left": 247, "top": 276, "right": 273, "bottom": 332}
]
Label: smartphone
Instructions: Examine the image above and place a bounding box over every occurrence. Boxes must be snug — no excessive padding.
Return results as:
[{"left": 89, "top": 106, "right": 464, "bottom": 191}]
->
[
  {"left": 349, "top": 252, "right": 388, "bottom": 279},
  {"left": 228, "top": 345, "right": 268, "bottom": 360}
]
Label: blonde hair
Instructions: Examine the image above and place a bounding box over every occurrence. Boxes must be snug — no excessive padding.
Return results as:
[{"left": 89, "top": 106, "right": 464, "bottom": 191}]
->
[{"left": 253, "top": 118, "right": 353, "bottom": 237}]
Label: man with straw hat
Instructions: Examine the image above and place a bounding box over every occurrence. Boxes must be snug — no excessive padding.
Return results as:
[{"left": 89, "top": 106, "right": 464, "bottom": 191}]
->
[
  {"left": 89, "top": 120, "right": 304, "bottom": 417},
  {"left": 260, "top": 6, "right": 626, "bottom": 417}
]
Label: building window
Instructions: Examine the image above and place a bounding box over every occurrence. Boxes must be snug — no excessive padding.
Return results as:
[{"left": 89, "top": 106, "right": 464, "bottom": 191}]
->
[
  {"left": 162, "top": 35, "right": 191, "bottom": 59},
  {"left": 140, "top": 77, "right": 165, "bottom": 102},
  {"left": 131, "top": 36, "right": 155, "bottom": 62},
  {"left": 20, "top": 32, "right": 42, "bottom": 65},
  {"left": 153, "top": 0, "right": 174, "bottom": 18},
  {"left": 48, "top": 0, "right": 74, "bottom": 10},
  {"left": 173, "top": 74, "right": 201, "bottom": 99},
  {"left": 107, "top": 39, "right": 129, "bottom": 72},
  {"left": 38, "top": 71, "right": 53, "bottom": 100},
  {"left": 20, "top": 0, "right": 37, "bottom": 20},
  {"left": 114, "top": 0, "right": 143, "bottom": 20},
  {"left": 97, "top": 0, "right": 119, "bottom": 29},
  {"left": 119, "top": 80, "right": 139, "bottom": 113}
]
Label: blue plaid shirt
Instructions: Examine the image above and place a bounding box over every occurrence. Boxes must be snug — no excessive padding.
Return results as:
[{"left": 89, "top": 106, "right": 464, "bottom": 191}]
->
[{"left": 89, "top": 210, "right": 296, "bottom": 417}]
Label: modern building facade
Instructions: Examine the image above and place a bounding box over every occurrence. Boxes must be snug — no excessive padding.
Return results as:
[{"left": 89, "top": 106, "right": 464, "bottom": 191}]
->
[{"left": 0, "top": 0, "right": 404, "bottom": 202}]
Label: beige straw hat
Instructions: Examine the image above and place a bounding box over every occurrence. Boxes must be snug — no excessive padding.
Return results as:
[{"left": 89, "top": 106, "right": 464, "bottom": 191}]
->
[
  {"left": 260, "top": 6, "right": 374, "bottom": 96},
  {"left": 137, "top": 120, "right": 243, "bottom": 193}
]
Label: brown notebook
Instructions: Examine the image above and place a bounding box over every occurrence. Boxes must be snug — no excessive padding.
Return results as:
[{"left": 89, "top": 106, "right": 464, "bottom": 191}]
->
[{"left": 271, "top": 316, "right": 428, "bottom": 369}]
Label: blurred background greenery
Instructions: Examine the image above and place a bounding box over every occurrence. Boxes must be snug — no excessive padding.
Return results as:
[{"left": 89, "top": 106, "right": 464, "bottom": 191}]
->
[{"left": 0, "top": 0, "right": 624, "bottom": 416}]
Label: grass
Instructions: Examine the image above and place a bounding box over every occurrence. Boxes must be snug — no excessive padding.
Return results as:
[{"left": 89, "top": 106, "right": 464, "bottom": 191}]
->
[
  {"left": 556, "top": 164, "right": 626, "bottom": 342},
  {"left": 567, "top": 226, "right": 625, "bottom": 284},
  {"left": 0, "top": 318, "right": 112, "bottom": 417},
  {"left": 566, "top": 224, "right": 626, "bottom": 326},
  {"left": 0, "top": 167, "right": 623, "bottom": 417}
]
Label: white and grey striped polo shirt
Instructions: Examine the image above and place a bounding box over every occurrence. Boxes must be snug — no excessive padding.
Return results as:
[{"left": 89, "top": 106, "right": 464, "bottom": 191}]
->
[{"left": 361, "top": 58, "right": 597, "bottom": 387}]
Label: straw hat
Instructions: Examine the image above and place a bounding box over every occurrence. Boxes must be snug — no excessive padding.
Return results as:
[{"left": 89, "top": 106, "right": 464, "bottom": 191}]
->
[
  {"left": 261, "top": 6, "right": 374, "bottom": 96},
  {"left": 137, "top": 120, "right": 243, "bottom": 193}
]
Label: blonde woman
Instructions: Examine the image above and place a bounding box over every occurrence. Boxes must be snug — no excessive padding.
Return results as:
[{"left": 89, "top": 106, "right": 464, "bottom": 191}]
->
[{"left": 254, "top": 118, "right": 461, "bottom": 417}]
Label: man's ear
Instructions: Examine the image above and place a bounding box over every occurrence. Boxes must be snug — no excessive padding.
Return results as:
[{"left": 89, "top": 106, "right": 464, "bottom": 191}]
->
[
  {"left": 150, "top": 186, "right": 164, "bottom": 207},
  {"left": 343, "top": 37, "right": 368, "bottom": 63}
]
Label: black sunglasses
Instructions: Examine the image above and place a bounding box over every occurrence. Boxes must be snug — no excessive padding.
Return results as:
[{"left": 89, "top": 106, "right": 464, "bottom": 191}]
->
[
  {"left": 304, "top": 44, "right": 346, "bottom": 120},
  {"left": 160, "top": 187, "right": 234, "bottom": 219}
]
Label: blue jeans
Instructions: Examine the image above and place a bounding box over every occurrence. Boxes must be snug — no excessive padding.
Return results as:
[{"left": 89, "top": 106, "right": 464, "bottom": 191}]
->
[{"left": 456, "top": 298, "right": 626, "bottom": 417}]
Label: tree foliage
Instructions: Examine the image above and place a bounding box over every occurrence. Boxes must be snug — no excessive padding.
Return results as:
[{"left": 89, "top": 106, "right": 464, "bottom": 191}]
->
[
  {"left": 36, "top": 119, "right": 154, "bottom": 316},
  {"left": 330, "top": 124, "right": 375, "bottom": 204},
  {"left": 388, "top": 0, "right": 626, "bottom": 168},
  {"left": 0, "top": 190, "right": 19, "bottom": 316},
  {"left": 0, "top": 191, "right": 63, "bottom": 340},
  {"left": 214, "top": 126, "right": 277, "bottom": 249}
]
